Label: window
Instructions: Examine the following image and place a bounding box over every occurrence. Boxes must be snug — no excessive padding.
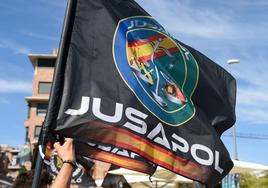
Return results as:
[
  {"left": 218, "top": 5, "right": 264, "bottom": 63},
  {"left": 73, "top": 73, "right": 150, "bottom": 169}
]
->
[
  {"left": 37, "top": 103, "right": 48, "bottom": 117},
  {"left": 38, "top": 82, "right": 52, "bottom": 94},
  {"left": 27, "top": 103, "right": 31, "bottom": 118},
  {"left": 25, "top": 127, "right": 29, "bottom": 142},
  {"left": 37, "top": 58, "right": 56, "bottom": 67},
  {"left": 34, "top": 126, "right": 42, "bottom": 139}
]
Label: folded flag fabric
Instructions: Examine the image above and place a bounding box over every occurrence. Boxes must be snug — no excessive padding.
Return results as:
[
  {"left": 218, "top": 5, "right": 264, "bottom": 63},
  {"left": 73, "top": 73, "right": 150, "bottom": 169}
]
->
[{"left": 44, "top": 0, "right": 236, "bottom": 186}]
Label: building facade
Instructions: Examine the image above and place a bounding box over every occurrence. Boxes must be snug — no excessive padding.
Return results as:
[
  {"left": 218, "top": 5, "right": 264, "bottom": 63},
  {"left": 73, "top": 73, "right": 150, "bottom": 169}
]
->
[
  {"left": 24, "top": 49, "right": 87, "bottom": 188},
  {"left": 24, "top": 49, "right": 57, "bottom": 150},
  {"left": 0, "top": 144, "right": 20, "bottom": 180}
]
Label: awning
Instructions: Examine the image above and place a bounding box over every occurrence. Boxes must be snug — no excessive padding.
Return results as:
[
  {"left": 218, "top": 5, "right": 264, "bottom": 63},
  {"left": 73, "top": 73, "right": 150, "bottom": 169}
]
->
[
  {"left": 231, "top": 160, "right": 268, "bottom": 174},
  {"left": 109, "top": 159, "right": 268, "bottom": 183}
]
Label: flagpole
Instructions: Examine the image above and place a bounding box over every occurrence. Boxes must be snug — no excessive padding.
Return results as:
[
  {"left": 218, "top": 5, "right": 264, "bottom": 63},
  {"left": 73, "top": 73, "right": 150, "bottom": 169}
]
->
[{"left": 31, "top": 0, "right": 75, "bottom": 187}]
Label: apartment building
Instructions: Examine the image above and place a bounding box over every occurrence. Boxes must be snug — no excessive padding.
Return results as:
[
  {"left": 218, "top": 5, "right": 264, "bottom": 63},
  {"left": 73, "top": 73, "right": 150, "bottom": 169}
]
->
[{"left": 24, "top": 49, "right": 57, "bottom": 150}]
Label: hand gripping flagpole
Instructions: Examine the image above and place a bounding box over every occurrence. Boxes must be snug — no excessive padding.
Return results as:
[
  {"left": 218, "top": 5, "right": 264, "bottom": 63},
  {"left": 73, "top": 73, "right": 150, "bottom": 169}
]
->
[{"left": 31, "top": 0, "right": 76, "bottom": 187}]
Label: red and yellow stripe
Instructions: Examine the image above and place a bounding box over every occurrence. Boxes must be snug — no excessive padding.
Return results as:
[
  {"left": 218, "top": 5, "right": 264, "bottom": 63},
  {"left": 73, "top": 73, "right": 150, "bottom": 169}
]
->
[
  {"left": 79, "top": 121, "right": 206, "bottom": 183},
  {"left": 127, "top": 34, "right": 180, "bottom": 63},
  {"left": 77, "top": 143, "right": 154, "bottom": 174}
]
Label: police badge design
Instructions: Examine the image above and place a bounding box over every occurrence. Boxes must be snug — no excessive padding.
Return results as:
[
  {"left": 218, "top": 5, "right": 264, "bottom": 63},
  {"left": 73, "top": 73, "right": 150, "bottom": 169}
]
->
[{"left": 113, "top": 16, "right": 199, "bottom": 126}]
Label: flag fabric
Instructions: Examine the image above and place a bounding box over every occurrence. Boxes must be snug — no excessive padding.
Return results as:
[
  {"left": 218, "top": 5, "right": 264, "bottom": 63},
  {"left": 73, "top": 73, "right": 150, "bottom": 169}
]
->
[
  {"left": 45, "top": 0, "right": 236, "bottom": 187},
  {"left": 17, "top": 144, "right": 31, "bottom": 165},
  {"left": 43, "top": 140, "right": 91, "bottom": 185}
]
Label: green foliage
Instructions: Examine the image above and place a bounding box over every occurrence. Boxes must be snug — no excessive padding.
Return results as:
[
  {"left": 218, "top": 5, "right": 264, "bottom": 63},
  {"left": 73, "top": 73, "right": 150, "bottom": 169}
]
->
[
  {"left": 240, "top": 173, "right": 257, "bottom": 188},
  {"left": 240, "top": 171, "right": 268, "bottom": 188}
]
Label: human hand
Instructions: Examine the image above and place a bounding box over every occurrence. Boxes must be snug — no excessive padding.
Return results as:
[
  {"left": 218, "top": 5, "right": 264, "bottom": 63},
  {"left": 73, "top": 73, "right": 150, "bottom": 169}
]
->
[{"left": 54, "top": 138, "right": 75, "bottom": 161}]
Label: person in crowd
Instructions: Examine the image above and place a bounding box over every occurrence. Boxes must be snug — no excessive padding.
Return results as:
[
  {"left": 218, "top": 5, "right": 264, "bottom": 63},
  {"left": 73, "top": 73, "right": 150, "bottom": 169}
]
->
[
  {"left": 14, "top": 167, "right": 52, "bottom": 188},
  {"left": 51, "top": 138, "right": 76, "bottom": 188},
  {"left": 51, "top": 138, "right": 131, "bottom": 188}
]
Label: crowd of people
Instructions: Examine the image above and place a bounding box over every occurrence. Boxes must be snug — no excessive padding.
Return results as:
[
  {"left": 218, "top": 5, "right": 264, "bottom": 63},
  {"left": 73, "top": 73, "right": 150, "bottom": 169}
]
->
[{"left": 13, "top": 138, "right": 131, "bottom": 188}]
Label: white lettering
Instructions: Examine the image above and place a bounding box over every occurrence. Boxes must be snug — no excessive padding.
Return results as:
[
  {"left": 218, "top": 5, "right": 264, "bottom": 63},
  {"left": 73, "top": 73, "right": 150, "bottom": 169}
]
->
[
  {"left": 191, "top": 144, "right": 213, "bottom": 166},
  {"left": 98, "top": 145, "right": 111, "bottom": 152},
  {"left": 171, "top": 134, "right": 189, "bottom": 153},
  {"left": 111, "top": 148, "right": 119, "bottom": 153},
  {"left": 67, "top": 96, "right": 225, "bottom": 174},
  {"left": 181, "top": 46, "right": 191, "bottom": 61},
  {"left": 127, "top": 21, "right": 135, "bottom": 30},
  {"left": 92, "top": 98, "right": 123, "bottom": 123},
  {"left": 127, "top": 20, "right": 166, "bottom": 35},
  {"left": 147, "top": 123, "right": 171, "bottom": 149},
  {"left": 123, "top": 107, "right": 148, "bottom": 134},
  {"left": 215, "top": 150, "right": 224, "bottom": 174},
  {"left": 65, "top": 96, "right": 90, "bottom": 115},
  {"left": 135, "top": 20, "right": 147, "bottom": 27},
  {"left": 130, "top": 152, "right": 139, "bottom": 159},
  {"left": 115, "top": 149, "right": 130, "bottom": 157}
]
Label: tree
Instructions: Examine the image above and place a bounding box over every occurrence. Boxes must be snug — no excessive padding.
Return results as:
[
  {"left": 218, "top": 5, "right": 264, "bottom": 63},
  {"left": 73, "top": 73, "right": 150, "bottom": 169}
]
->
[{"left": 240, "top": 171, "right": 268, "bottom": 188}]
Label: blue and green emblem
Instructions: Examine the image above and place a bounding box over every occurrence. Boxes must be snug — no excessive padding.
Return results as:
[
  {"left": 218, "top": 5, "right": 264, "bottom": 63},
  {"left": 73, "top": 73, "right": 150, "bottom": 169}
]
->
[{"left": 113, "top": 16, "right": 199, "bottom": 126}]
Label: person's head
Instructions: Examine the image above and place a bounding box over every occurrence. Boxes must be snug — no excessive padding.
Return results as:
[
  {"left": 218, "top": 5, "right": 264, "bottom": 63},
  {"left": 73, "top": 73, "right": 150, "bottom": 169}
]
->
[{"left": 13, "top": 167, "right": 53, "bottom": 188}]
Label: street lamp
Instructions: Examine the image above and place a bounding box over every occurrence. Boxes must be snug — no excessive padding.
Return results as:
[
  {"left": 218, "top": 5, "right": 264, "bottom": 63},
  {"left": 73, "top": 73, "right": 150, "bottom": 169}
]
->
[
  {"left": 227, "top": 59, "right": 240, "bottom": 65},
  {"left": 227, "top": 59, "right": 240, "bottom": 160}
]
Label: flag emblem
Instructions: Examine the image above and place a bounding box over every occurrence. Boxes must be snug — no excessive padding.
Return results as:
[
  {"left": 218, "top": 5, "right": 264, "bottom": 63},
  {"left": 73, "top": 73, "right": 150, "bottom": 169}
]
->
[{"left": 113, "top": 16, "right": 199, "bottom": 126}]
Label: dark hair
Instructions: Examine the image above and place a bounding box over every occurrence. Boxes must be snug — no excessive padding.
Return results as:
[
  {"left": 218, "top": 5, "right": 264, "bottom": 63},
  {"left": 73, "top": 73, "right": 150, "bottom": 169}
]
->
[{"left": 13, "top": 167, "right": 52, "bottom": 188}]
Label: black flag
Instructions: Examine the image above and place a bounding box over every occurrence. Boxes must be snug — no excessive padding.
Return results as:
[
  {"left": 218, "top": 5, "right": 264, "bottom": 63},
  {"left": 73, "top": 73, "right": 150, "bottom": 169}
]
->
[{"left": 45, "top": 0, "right": 236, "bottom": 187}]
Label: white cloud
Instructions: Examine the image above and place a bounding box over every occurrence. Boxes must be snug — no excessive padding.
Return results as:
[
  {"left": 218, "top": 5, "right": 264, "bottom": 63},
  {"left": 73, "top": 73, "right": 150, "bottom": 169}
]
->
[
  {"left": 236, "top": 97, "right": 268, "bottom": 125},
  {"left": 0, "top": 79, "right": 32, "bottom": 93},
  {"left": 230, "top": 58, "right": 268, "bottom": 125},
  {"left": 237, "top": 108, "right": 268, "bottom": 125},
  {"left": 0, "top": 39, "right": 30, "bottom": 55},
  {"left": 21, "top": 30, "right": 58, "bottom": 41},
  {"left": 238, "top": 88, "right": 268, "bottom": 107},
  {"left": 218, "top": 0, "right": 268, "bottom": 7},
  {"left": 136, "top": 0, "right": 236, "bottom": 39},
  {"left": 136, "top": 0, "right": 268, "bottom": 41}
]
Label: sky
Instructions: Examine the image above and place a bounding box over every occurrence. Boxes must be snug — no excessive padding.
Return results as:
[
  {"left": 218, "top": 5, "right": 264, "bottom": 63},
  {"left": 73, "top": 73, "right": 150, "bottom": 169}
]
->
[{"left": 0, "top": 0, "right": 267, "bottom": 165}]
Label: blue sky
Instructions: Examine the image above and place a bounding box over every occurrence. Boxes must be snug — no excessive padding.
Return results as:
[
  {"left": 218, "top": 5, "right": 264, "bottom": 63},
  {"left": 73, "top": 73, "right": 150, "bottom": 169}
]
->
[{"left": 0, "top": 0, "right": 268, "bottom": 165}]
